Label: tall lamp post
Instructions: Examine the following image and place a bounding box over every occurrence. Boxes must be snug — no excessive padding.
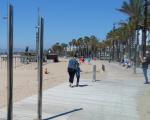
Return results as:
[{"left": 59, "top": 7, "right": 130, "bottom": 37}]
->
[
  {"left": 37, "top": 17, "right": 44, "bottom": 120},
  {"left": 36, "top": 8, "right": 40, "bottom": 53},
  {"left": 7, "top": 4, "right": 13, "bottom": 120},
  {"left": 142, "top": 0, "right": 150, "bottom": 56},
  {"left": 112, "top": 23, "right": 115, "bottom": 61}
]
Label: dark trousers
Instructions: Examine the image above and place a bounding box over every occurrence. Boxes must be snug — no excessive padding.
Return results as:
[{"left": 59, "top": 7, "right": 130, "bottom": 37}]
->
[
  {"left": 76, "top": 76, "right": 80, "bottom": 85},
  {"left": 68, "top": 68, "right": 76, "bottom": 83},
  {"left": 142, "top": 67, "right": 148, "bottom": 83}
]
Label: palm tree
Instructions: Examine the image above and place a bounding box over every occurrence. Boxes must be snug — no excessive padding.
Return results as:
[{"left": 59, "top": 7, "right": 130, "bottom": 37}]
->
[
  {"left": 118, "top": 0, "right": 143, "bottom": 73},
  {"left": 118, "top": 0, "right": 143, "bottom": 55},
  {"left": 97, "top": 41, "right": 104, "bottom": 60},
  {"left": 117, "top": 24, "right": 129, "bottom": 60},
  {"left": 89, "top": 35, "right": 99, "bottom": 58},
  {"left": 118, "top": 0, "right": 143, "bottom": 45},
  {"left": 118, "top": 0, "right": 143, "bottom": 24},
  {"left": 148, "top": 9, "right": 150, "bottom": 29},
  {"left": 84, "top": 36, "right": 90, "bottom": 57},
  {"left": 77, "top": 37, "right": 84, "bottom": 56},
  {"left": 52, "top": 42, "right": 63, "bottom": 55},
  {"left": 61, "top": 43, "right": 68, "bottom": 56},
  {"left": 106, "top": 29, "right": 119, "bottom": 61},
  {"left": 71, "top": 39, "right": 76, "bottom": 50},
  {"left": 105, "top": 39, "right": 113, "bottom": 61},
  {"left": 69, "top": 42, "right": 72, "bottom": 51},
  {"left": 74, "top": 39, "right": 80, "bottom": 55}
]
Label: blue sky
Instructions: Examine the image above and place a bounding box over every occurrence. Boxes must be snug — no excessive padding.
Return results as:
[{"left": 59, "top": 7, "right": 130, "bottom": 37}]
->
[{"left": 0, "top": 0, "right": 127, "bottom": 49}]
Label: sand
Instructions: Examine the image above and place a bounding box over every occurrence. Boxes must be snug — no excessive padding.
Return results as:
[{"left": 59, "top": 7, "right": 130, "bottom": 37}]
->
[
  {"left": 0, "top": 57, "right": 102, "bottom": 108},
  {"left": 0, "top": 57, "right": 150, "bottom": 120}
]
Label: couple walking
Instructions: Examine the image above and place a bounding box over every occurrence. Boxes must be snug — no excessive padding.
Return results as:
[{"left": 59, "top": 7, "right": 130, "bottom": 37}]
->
[{"left": 67, "top": 55, "right": 80, "bottom": 87}]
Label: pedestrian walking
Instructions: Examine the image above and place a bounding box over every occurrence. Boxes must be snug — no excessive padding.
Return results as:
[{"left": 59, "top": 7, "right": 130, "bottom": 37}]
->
[
  {"left": 140, "top": 51, "right": 150, "bottom": 84},
  {"left": 102, "top": 64, "right": 105, "bottom": 72},
  {"left": 67, "top": 55, "right": 78, "bottom": 87},
  {"left": 76, "top": 62, "right": 81, "bottom": 87}
]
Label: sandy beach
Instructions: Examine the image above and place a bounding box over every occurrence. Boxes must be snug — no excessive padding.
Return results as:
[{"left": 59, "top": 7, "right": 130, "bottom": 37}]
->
[
  {"left": 0, "top": 57, "right": 102, "bottom": 108},
  {"left": 0, "top": 57, "right": 150, "bottom": 120}
]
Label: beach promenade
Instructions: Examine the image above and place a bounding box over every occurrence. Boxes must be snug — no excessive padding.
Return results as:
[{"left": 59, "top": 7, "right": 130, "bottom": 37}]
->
[{"left": 0, "top": 61, "right": 150, "bottom": 120}]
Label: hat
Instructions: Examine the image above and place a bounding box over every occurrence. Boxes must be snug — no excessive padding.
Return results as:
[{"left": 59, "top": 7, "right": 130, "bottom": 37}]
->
[{"left": 74, "top": 54, "right": 77, "bottom": 58}]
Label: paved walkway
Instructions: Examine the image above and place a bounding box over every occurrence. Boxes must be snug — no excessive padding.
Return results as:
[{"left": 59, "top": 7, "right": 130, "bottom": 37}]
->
[{"left": 0, "top": 62, "right": 148, "bottom": 120}]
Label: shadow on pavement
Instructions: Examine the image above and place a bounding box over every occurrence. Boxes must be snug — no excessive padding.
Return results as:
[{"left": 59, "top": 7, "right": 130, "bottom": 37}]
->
[
  {"left": 71, "top": 84, "right": 89, "bottom": 88},
  {"left": 43, "top": 108, "right": 83, "bottom": 120},
  {"left": 95, "top": 80, "right": 101, "bottom": 82},
  {"left": 78, "top": 84, "right": 88, "bottom": 87},
  {"left": 144, "top": 82, "right": 150, "bottom": 84}
]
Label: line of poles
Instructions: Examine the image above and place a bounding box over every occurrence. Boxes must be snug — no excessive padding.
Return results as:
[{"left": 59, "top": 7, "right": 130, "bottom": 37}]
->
[
  {"left": 5, "top": 4, "right": 44, "bottom": 120},
  {"left": 2, "top": 0, "right": 150, "bottom": 119}
]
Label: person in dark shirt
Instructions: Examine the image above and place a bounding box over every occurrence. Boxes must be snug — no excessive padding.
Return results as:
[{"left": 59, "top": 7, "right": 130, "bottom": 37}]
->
[
  {"left": 67, "top": 55, "right": 78, "bottom": 87},
  {"left": 140, "top": 51, "right": 150, "bottom": 84},
  {"left": 102, "top": 64, "right": 105, "bottom": 72}
]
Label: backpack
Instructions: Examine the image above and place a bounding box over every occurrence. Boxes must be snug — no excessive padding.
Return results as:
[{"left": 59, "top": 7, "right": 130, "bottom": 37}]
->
[{"left": 68, "top": 58, "right": 77, "bottom": 69}]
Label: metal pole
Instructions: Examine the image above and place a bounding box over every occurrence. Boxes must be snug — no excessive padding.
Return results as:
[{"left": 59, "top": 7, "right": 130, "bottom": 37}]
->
[
  {"left": 36, "top": 8, "right": 40, "bottom": 53},
  {"left": 37, "top": 17, "right": 44, "bottom": 120},
  {"left": 112, "top": 24, "right": 115, "bottom": 61},
  {"left": 134, "top": 29, "right": 139, "bottom": 74},
  {"left": 7, "top": 4, "right": 13, "bottom": 120},
  {"left": 142, "top": 0, "right": 148, "bottom": 56},
  {"left": 93, "top": 65, "right": 96, "bottom": 81}
]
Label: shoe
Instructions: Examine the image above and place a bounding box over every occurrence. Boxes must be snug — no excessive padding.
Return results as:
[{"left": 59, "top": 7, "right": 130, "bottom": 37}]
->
[
  {"left": 70, "top": 83, "right": 73, "bottom": 87},
  {"left": 144, "top": 82, "right": 149, "bottom": 84}
]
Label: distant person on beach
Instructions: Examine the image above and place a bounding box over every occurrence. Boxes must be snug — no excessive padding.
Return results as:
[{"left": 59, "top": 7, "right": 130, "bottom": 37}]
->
[
  {"left": 82, "top": 57, "right": 85, "bottom": 63},
  {"left": 87, "top": 57, "right": 91, "bottom": 64},
  {"left": 102, "top": 64, "right": 105, "bottom": 72},
  {"left": 80, "top": 56, "right": 85, "bottom": 63},
  {"left": 109, "top": 58, "right": 111, "bottom": 63},
  {"left": 140, "top": 51, "right": 150, "bottom": 84},
  {"left": 127, "top": 61, "right": 131, "bottom": 68},
  {"left": 76, "top": 62, "right": 81, "bottom": 87},
  {"left": 67, "top": 55, "right": 78, "bottom": 87}
]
